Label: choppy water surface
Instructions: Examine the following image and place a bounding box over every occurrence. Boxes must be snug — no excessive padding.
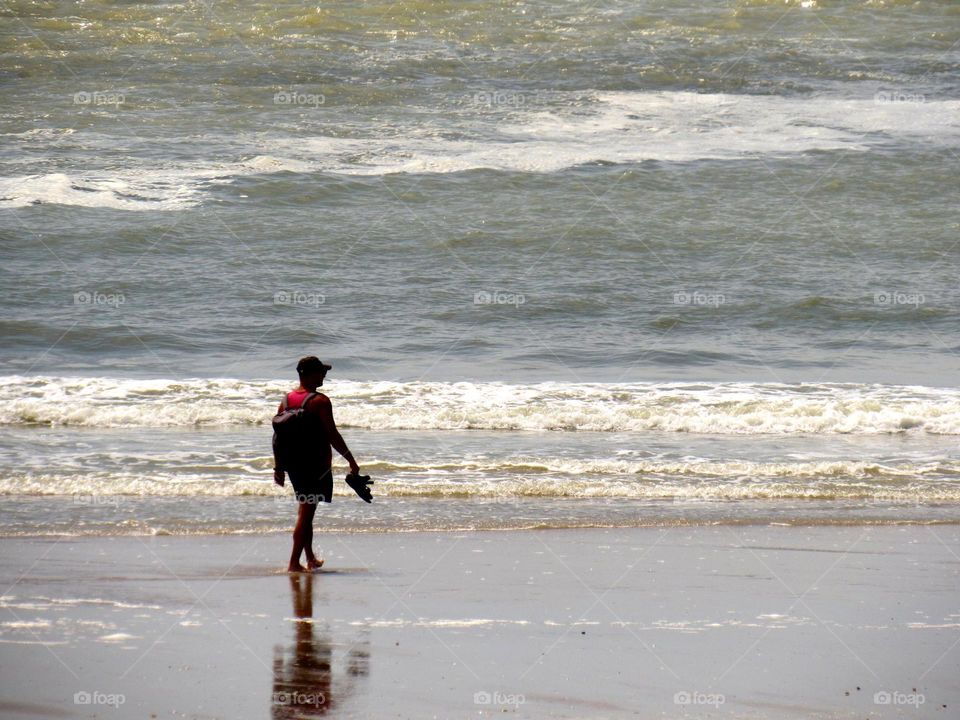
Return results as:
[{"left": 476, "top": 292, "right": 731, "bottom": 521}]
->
[{"left": 2, "top": 0, "right": 958, "bottom": 534}]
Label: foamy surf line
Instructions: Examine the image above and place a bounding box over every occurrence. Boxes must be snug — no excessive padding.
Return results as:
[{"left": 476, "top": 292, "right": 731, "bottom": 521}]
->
[
  {"left": 3, "top": 375, "right": 960, "bottom": 435},
  {"left": 272, "top": 91, "right": 960, "bottom": 176},
  {"left": 4, "top": 475, "right": 957, "bottom": 502},
  {"left": 7, "top": 456, "right": 960, "bottom": 482},
  {"left": 0, "top": 172, "right": 204, "bottom": 211},
  {"left": 3, "top": 91, "right": 958, "bottom": 209},
  {"left": 3, "top": 451, "right": 960, "bottom": 501}
]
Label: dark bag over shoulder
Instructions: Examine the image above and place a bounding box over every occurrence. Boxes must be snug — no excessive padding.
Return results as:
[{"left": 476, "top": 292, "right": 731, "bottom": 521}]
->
[{"left": 272, "top": 392, "right": 318, "bottom": 474}]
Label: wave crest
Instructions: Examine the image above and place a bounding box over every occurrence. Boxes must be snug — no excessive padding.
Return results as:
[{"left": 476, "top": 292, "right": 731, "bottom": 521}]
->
[{"left": 3, "top": 375, "right": 960, "bottom": 435}]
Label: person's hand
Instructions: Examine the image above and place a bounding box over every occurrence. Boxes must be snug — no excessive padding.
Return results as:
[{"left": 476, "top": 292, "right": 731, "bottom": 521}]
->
[{"left": 273, "top": 468, "right": 285, "bottom": 487}]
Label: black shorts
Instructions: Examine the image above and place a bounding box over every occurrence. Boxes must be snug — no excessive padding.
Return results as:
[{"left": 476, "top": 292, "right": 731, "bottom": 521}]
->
[{"left": 287, "top": 468, "right": 333, "bottom": 504}]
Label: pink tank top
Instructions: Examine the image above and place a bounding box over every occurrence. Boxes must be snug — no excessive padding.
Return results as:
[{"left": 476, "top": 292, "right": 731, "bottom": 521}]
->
[
  {"left": 286, "top": 389, "right": 312, "bottom": 409},
  {"left": 284, "top": 389, "right": 331, "bottom": 467}
]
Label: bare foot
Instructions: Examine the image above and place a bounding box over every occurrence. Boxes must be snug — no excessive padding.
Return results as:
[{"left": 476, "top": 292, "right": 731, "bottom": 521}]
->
[
  {"left": 287, "top": 564, "right": 308, "bottom": 573},
  {"left": 307, "top": 558, "right": 324, "bottom": 570}
]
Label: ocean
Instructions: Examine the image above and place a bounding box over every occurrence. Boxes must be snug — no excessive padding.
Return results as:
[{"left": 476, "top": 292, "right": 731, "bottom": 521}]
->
[{"left": 2, "top": 0, "right": 959, "bottom": 536}]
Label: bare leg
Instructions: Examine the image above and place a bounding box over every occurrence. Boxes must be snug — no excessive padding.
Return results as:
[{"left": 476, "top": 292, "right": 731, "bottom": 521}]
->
[
  {"left": 288, "top": 502, "right": 315, "bottom": 572},
  {"left": 303, "top": 504, "right": 323, "bottom": 569}
]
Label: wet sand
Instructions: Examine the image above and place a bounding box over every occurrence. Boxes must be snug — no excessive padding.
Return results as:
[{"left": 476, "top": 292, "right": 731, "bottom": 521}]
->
[{"left": 0, "top": 525, "right": 957, "bottom": 718}]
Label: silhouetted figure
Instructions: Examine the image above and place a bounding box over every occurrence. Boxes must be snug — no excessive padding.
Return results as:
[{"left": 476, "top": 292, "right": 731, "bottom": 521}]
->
[{"left": 274, "top": 356, "right": 361, "bottom": 572}]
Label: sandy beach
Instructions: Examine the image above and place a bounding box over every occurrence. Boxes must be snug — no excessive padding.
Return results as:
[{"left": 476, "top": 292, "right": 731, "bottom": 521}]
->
[
  {"left": 0, "top": 525, "right": 956, "bottom": 719},
  {"left": 5, "top": 0, "right": 960, "bottom": 717}
]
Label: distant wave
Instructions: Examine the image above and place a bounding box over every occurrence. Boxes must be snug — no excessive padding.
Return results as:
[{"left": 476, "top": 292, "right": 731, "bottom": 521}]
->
[
  {"left": 0, "top": 172, "right": 203, "bottom": 211},
  {"left": 234, "top": 92, "right": 960, "bottom": 175},
  {"left": 3, "top": 375, "right": 960, "bottom": 435},
  {"left": 4, "top": 91, "right": 958, "bottom": 209}
]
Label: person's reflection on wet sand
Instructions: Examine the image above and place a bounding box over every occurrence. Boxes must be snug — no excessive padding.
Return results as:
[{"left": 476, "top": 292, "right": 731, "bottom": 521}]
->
[{"left": 271, "top": 573, "right": 369, "bottom": 718}]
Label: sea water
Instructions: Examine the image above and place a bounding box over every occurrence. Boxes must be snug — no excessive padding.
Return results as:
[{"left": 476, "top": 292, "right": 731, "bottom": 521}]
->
[{"left": 2, "top": 0, "right": 958, "bottom": 535}]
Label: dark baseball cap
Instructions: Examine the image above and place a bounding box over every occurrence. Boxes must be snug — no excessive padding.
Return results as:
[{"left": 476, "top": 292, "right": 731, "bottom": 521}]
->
[{"left": 296, "top": 356, "right": 332, "bottom": 375}]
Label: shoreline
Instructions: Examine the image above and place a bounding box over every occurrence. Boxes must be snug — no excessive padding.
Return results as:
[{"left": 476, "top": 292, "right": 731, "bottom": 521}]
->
[
  {"left": 2, "top": 513, "right": 960, "bottom": 540},
  {"left": 3, "top": 495, "right": 959, "bottom": 538},
  {"left": 1, "top": 525, "right": 957, "bottom": 718}
]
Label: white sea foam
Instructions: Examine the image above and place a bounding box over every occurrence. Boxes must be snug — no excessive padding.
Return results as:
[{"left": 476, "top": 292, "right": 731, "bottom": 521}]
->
[
  {"left": 4, "top": 92, "right": 956, "bottom": 209},
  {"left": 352, "top": 618, "right": 532, "bottom": 629},
  {"left": 271, "top": 92, "right": 960, "bottom": 174},
  {"left": 3, "top": 375, "right": 960, "bottom": 435},
  {"left": 97, "top": 632, "right": 139, "bottom": 642},
  {"left": 0, "top": 172, "right": 202, "bottom": 211},
  {"left": 2, "top": 467, "right": 957, "bottom": 501},
  {"left": 2, "top": 620, "right": 52, "bottom": 629},
  {"left": 29, "top": 596, "right": 163, "bottom": 610},
  {"left": 3, "top": 375, "right": 959, "bottom": 503}
]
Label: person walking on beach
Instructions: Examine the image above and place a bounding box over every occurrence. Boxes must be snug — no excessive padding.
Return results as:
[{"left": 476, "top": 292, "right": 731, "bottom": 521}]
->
[{"left": 274, "top": 356, "right": 362, "bottom": 572}]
